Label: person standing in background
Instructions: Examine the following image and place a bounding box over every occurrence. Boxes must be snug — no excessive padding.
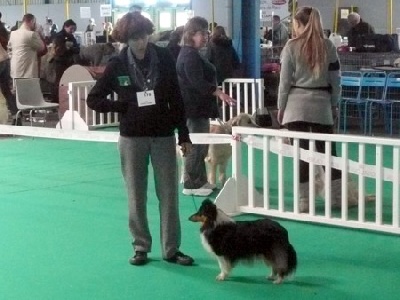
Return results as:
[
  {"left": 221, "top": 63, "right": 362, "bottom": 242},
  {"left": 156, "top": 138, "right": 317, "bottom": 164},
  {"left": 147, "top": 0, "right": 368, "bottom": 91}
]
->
[
  {"left": 176, "top": 16, "right": 236, "bottom": 197},
  {"left": 206, "top": 25, "right": 240, "bottom": 85},
  {"left": 267, "top": 15, "right": 289, "bottom": 47},
  {"left": 0, "top": 11, "right": 19, "bottom": 125},
  {"left": 86, "top": 18, "right": 96, "bottom": 32},
  {"left": 277, "top": 7, "right": 342, "bottom": 212},
  {"left": 51, "top": 19, "right": 79, "bottom": 103},
  {"left": 8, "top": 13, "right": 45, "bottom": 80},
  {"left": 166, "top": 26, "right": 184, "bottom": 62}
]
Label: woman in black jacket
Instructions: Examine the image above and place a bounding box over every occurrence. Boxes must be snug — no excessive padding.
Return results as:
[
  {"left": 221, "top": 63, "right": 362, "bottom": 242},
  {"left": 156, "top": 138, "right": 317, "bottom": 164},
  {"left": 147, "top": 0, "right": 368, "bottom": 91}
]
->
[
  {"left": 87, "top": 12, "right": 194, "bottom": 267},
  {"left": 176, "top": 16, "right": 235, "bottom": 197},
  {"left": 206, "top": 26, "right": 240, "bottom": 85}
]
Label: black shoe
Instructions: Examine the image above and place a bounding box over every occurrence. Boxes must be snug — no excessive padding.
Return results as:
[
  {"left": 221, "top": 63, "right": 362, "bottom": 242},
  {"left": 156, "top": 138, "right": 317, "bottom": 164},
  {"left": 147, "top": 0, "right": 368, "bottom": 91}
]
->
[
  {"left": 164, "top": 251, "right": 194, "bottom": 266},
  {"left": 129, "top": 251, "right": 148, "bottom": 266}
]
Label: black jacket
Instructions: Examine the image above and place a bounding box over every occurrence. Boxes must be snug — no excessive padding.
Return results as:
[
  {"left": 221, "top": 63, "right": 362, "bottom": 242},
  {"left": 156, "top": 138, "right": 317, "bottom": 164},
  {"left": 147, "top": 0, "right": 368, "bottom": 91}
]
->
[
  {"left": 176, "top": 45, "right": 219, "bottom": 119},
  {"left": 53, "top": 29, "right": 79, "bottom": 64},
  {"left": 347, "top": 19, "right": 375, "bottom": 47},
  {"left": 87, "top": 44, "right": 190, "bottom": 145},
  {"left": 206, "top": 37, "right": 240, "bottom": 84}
]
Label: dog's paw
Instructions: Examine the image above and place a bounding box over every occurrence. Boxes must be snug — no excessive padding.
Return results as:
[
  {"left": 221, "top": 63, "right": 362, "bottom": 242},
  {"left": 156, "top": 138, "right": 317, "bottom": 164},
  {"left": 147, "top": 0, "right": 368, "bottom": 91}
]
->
[
  {"left": 273, "top": 277, "right": 283, "bottom": 284},
  {"left": 216, "top": 273, "right": 227, "bottom": 281},
  {"left": 267, "top": 275, "right": 276, "bottom": 281}
]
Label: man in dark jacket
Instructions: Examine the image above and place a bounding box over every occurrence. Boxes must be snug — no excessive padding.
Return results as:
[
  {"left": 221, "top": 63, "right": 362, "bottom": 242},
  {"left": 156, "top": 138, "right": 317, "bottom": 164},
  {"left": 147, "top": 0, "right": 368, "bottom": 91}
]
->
[{"left": 347, "top": 12, "right": 375, "bottom": 47}]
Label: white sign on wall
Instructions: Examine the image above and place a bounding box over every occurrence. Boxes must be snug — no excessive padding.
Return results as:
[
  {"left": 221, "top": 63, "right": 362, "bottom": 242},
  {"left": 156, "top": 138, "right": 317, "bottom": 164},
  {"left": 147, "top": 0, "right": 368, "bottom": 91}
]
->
[
  {"left": 80, "top": 7, "right": 91, "bottom": 19},
  {"left": 100, "top": 4, "right": 112, "bottom": 17},
  {"left": 260, "top": 0, "right": 290, "bottom": 22}
]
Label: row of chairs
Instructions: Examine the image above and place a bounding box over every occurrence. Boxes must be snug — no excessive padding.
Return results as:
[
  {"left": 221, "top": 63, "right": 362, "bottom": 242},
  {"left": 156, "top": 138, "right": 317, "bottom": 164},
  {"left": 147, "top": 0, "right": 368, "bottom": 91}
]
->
[{"left": 338, "top": 71, "right": 400, "bottom": 135}]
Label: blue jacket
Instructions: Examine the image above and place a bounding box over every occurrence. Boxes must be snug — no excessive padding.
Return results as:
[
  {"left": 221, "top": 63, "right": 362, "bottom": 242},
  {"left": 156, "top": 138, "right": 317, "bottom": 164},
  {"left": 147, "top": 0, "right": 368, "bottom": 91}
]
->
[
  {"left": 87, "top": 44, "right": 190, "bottom": 145},
  {"left": 176, "top": 45, "right": 219, "bottom": 119}
]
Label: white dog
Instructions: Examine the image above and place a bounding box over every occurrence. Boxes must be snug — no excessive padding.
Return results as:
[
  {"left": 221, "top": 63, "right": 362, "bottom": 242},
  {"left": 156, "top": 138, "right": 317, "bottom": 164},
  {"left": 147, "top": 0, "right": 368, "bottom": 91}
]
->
[{"left": 205, "top": 113, "right": 258, "bottom": 187}]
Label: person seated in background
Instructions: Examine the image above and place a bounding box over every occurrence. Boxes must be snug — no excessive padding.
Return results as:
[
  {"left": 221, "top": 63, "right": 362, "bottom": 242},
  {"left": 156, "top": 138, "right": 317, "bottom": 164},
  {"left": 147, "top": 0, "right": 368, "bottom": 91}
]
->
[
  {"left": 347, "top": 12, "right": 375, "bottom": 47},
  {"left": 79, "top": 42, "right": 116, "bottom": 66},
  {"left": 267, "top": 15, "right": 289, "bottom": 47}
]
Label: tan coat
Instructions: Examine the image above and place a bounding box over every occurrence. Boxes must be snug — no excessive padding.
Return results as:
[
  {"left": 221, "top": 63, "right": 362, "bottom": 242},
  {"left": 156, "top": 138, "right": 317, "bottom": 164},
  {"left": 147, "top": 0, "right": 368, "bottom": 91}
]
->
[{"left": 9, "top": 25, "right": 44, "bottom": 79}]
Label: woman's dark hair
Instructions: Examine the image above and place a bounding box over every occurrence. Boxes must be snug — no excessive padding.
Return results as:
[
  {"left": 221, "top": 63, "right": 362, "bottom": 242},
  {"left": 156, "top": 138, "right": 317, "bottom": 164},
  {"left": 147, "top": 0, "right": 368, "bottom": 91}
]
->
[
  {"left": 112, "top": 12, "right": 154, "bottom": 43},
  {"left": 63, "top": 19, "right": 76, "bottom": 29},
  {"left": 211, "top": 25, "right": 227, "bottom": 42},
  {"left": 182, "top": 16, "right": 208, "bottom": 46}
]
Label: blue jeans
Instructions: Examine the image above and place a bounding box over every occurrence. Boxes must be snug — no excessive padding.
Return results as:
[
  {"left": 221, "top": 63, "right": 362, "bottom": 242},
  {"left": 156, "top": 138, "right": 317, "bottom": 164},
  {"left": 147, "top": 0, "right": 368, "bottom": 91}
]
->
[
  {"left": 0, "top": 59, "right": 17, "bottom": 115},
  {"left": 183, "top": 118, "right": 210, "bottom": 189}
]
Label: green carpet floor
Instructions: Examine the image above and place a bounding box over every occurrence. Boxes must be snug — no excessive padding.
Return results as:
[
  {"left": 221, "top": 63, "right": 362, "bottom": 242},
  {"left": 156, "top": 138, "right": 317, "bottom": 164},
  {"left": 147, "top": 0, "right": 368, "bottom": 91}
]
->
[{"left": 1, "top": 137, "right": 399, "bottom": 300}]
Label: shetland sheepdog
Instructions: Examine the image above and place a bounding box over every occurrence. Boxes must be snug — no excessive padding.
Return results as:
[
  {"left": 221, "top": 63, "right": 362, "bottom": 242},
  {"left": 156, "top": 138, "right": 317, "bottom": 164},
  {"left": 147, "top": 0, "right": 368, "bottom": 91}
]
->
[{"left": 189, "top": 199, "right": 297, "bottom": 284}]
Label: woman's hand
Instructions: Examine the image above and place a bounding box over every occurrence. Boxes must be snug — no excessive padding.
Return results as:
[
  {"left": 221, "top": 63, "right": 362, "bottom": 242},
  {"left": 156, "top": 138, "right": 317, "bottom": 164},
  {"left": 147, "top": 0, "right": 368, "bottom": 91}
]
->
[
  {"left": 214, "top": 88, "right": 236, "bottom": 106},
  {"left": 218, "top": 93, "right": 236, "bottom": 106}
]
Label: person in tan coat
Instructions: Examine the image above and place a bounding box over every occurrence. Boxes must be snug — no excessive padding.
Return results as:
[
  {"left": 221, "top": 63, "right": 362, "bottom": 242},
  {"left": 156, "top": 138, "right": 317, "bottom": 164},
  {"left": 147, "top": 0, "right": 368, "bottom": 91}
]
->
[{"left": 8, "top": 13, "right": 45, "bottom": 80}]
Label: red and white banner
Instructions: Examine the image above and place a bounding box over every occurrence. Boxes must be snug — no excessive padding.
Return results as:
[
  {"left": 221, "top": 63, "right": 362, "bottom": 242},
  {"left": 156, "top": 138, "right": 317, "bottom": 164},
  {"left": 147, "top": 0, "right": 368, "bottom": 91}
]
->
[{"left": 260, "top": 0, "right": 290, "bottom": 22}]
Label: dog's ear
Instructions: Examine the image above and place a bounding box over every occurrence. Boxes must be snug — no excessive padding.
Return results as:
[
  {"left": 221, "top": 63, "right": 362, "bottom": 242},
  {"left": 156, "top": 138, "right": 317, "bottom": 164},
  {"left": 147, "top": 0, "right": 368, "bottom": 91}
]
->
[
  {"left": 188, "top": 212, "right": 200, "bottom": 222},
  {"left": 202, "top": 198, "right": 214, "bottom": 206}
]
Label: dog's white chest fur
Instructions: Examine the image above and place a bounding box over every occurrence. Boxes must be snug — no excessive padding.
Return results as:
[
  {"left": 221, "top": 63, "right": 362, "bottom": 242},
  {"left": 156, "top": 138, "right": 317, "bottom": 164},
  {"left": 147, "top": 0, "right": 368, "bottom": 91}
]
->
[{"left": 200, "top": 233, "right": 214, "bottom": 254}]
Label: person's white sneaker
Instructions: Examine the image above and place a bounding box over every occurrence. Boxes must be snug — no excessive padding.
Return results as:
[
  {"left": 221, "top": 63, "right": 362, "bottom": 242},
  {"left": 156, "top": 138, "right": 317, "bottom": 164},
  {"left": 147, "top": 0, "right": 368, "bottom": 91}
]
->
[
  {"left": 201, "top": 182, "right": 217, "bottom": 190},
  {"left": 182, "top": 187, "right": 213, "bottom": 196}
]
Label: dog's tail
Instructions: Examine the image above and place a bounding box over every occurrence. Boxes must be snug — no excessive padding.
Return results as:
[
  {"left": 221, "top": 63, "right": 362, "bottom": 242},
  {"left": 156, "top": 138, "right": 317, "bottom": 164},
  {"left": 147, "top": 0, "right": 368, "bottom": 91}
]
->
[{"left": 287, "top": 243, "right": 297, "bottom": 275}]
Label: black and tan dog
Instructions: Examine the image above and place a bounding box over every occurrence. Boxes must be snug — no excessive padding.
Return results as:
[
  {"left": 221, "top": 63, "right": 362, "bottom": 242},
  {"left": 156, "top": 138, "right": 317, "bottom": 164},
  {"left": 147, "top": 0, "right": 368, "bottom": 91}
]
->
[{"left": 189, "top": 199, "right": 297, "bottom": 284}]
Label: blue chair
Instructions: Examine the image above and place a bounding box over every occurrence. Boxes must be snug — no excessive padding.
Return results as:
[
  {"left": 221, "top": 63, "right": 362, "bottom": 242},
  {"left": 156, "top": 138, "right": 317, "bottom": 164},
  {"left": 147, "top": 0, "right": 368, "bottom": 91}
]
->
[
  {"left": 375, "top": 72, "right": 400, "bottom": 135},
  {"left": 338, "top": 71, "right": 363, "bottom": 133},
  {"left": 358, "top": 72, "right": 387, "bottom": 135}
]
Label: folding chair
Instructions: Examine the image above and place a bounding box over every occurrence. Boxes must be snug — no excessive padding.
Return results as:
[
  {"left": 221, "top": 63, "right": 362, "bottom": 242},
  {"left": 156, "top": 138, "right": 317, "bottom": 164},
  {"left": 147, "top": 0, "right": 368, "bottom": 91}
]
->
[
  {"left": 337, "top": 71, "right": 363, "bottom": 133},
  {"left": 15, "top": 78, "right": 59, "bottom": 126},
  {"left": 378, "top": 72, "right": 400, "bottom": 135},
  {"left": 358, "top": 71, "right": 387, "bottom": 135}
]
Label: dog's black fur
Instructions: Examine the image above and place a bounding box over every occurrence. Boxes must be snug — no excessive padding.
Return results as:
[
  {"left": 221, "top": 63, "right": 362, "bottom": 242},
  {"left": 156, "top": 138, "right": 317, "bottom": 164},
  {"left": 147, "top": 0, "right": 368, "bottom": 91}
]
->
[{"left": 189, "top": 199, "right": 297, "bottom": 283}]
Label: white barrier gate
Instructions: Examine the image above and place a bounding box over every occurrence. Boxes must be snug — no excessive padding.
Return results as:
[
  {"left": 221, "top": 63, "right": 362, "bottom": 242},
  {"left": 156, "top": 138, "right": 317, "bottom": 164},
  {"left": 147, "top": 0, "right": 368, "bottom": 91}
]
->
[
  {"left": 62, "top": 78, "right": 265, "bottom": 129},
  {"left": 220, "top": 78, "right": 264, "bottom": 122},
  {"left": 216, "top": 127, "right": 400, "bottom": 235},
  {"left": 62, "top": 81, "right": 120, "bottom": 130}
]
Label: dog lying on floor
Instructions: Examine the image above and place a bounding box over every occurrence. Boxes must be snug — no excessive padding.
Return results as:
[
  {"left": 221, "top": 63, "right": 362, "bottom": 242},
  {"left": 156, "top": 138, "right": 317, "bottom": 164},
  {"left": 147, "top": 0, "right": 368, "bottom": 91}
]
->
[
  {"left": 206, "top": 113, "right": 258, "bottom": 187},
  {"left": 189, "top": 199, "right": 297, "bottom": 284}
]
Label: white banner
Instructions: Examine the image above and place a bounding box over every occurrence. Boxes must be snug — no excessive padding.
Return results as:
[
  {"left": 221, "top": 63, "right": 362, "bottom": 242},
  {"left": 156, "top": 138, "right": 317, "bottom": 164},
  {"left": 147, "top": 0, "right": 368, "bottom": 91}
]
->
[
  {"left": 80, "top": 7, "right": 91, "bottom": 19},
  {"left": 100, "top": 4, "right": 112, "bottom": 17},
  {"left": 260, "top": 0, "right": 290, "bottom": 23}
]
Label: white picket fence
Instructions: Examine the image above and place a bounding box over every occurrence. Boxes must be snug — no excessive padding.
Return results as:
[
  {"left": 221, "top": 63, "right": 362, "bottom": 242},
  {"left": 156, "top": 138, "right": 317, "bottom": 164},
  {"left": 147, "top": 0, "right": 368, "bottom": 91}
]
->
[
  {"left": 62, "top": 80, "right": 119, "bottom": 130},
  {"left": 216, "top": 127, "right": 400, "bottom": 235},
  {"left": 62, "top": 78, "right": 264, "bottom": 129}
]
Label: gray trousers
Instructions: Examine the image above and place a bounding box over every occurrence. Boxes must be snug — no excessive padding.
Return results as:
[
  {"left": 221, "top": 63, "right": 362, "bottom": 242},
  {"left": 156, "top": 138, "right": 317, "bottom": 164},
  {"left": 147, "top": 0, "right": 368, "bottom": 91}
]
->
[
  {"left": 184, "top": 118, "right": 210, "bottom": 189},
  {"left": 119, "top": 135, "right": 181, "bottom": 259}
]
